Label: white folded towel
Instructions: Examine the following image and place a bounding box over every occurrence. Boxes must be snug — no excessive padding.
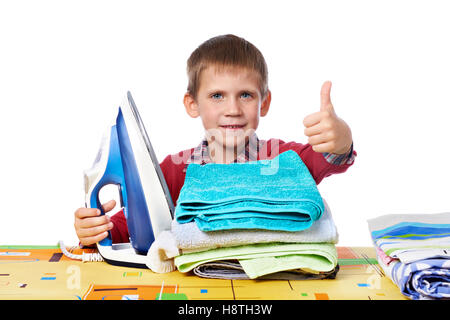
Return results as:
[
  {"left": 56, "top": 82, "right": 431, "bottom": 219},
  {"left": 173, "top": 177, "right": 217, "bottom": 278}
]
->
[{"left": 146, "top": 231, "right": 180, "bottom": 273}]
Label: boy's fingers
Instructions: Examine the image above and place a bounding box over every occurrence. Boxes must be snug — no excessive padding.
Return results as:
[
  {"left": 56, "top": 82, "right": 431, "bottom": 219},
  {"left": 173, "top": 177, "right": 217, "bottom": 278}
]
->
[
  {"left": 312, "top": 141, "right": 335, "bottom": 153},
  {"left": 77, "top": 215, "right": 110, "bottom": 229},
  {"left": 74, "top": 207, "right": 101, "bottom": 219},
  {"left": 77, "top": 222, "right": 114, "bottom": 238},
  {"left": 308, "top": 133, "right": 329, "bottom": 147},
  {"left": 74, "top": 200, "right": 116, "bottom": 220},
  {"left": 303, "top": 112, "right": 322, "bottom": 128},
  {"left": 79, "top": 232, "right": 110, "bottom": 247},
  {"left": 101, "top": 200, "right": 117, "bottom": 213},
  {"left": 304, "top": 123, "right": 323, "bottom": 137}
]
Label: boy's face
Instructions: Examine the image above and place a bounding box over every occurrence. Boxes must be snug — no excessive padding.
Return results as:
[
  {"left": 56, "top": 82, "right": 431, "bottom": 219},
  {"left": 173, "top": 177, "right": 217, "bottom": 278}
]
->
[{"left": 184, "top": 65, "right": 271, "bottom": 150}]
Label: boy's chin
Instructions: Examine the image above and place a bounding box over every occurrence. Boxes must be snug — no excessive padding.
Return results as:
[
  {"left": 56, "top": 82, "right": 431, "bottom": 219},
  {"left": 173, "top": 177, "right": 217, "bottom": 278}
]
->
[
  {"left": 223, "top": 139, "right": 246, "bottom": 149},
  {"left": 214, "top": 136, "right": 246, "bottom": 149},
  {"left": 206, "top": 128, "right": 251, "bottom": 148}
]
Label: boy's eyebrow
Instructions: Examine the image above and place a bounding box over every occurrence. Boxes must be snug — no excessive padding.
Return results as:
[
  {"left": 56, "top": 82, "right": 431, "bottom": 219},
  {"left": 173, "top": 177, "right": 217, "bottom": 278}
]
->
[
  {"left": 240, "top": 89, "right": 259, "bottom": 94},
  {"left": 206, "top": 89, "right": 225, "bottom": 94},
  {"left": 206, "top": 88, "right": 259, "bottom": 94}
]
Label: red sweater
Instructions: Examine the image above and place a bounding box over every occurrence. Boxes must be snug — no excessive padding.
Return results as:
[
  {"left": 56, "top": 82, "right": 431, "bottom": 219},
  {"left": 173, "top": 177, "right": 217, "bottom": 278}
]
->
[{"left": 110, "top": 139, "right": 355, "bottom": 243}]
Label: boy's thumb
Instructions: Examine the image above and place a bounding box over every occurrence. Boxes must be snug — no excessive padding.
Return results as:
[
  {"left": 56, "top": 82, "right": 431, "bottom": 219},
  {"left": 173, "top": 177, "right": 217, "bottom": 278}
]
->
[
  {"left": 320, "top": 81, "right": 334, "bottom": 112},
  {"left": 101, "top": 200, "right": 117, "bottom": 213}
]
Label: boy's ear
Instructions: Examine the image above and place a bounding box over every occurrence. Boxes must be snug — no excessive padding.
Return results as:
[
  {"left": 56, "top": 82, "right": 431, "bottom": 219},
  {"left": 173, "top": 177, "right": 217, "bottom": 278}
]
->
[
  {"left": 183, "top": 92, "right": 200, "bottom": 118},
  {"left": 260, "top": 90, "right": 271, "bottom": 117}
]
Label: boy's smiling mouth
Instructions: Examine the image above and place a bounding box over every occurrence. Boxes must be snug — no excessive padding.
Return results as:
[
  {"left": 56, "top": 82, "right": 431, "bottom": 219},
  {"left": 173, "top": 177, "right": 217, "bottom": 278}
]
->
[{"left": 220, "top": 124, "right": 246, "bottom": 129}]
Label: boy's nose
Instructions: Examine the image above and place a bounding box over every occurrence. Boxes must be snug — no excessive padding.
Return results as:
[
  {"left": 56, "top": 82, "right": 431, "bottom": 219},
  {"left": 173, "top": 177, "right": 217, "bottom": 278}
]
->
[{"left": 224, "top": 98, "right": 242, "bottom": 116}]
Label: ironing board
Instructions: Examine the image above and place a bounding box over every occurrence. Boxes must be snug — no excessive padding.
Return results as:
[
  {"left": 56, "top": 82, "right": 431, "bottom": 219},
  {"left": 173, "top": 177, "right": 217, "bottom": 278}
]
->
[{"left": 0, "top": 245, "right": 407, "bottom": 300}]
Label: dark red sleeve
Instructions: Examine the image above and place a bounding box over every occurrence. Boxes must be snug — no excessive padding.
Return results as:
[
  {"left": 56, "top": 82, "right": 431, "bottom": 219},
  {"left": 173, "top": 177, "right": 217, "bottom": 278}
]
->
[
  {"left": 158, "top": 151, "right": 191, "bottom": 207},
  {"left": 110, "top": 209, "right": 129, "bottom": 243},
  {"left": 259, "top": 139, "right": 356, "bottom": 184}
]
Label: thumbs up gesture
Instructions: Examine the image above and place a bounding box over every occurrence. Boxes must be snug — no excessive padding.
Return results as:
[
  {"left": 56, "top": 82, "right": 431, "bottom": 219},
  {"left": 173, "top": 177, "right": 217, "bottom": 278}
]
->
[{"left": 303, "top": 81, "right": 352, "bottom": 154}]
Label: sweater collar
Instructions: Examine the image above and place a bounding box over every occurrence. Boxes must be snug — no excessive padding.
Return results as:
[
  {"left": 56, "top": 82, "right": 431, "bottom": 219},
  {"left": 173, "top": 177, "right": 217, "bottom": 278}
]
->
[{"left": 183, "top": 132, "right": 264, "bottom": 172}]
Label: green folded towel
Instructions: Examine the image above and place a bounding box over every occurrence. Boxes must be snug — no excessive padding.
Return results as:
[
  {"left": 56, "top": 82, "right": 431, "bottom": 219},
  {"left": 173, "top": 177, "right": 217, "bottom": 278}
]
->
[{"left": 174, "top": 242, "right": 337, "bottom": 279}]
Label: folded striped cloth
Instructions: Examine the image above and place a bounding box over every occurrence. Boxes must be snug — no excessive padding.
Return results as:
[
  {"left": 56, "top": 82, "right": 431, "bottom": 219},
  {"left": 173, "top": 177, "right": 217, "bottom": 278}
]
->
[
  {"left": 192, "top": 260, "right": 340, "bottom": 280},
  {"left": 368, "top": 212, "right": 450, "bottom": 263},
  {"left": 368, "top": 212, "right": 450, "bottom": 300},
  {"left": 175, "top": 150, "right": 324, "bottom": 232}
]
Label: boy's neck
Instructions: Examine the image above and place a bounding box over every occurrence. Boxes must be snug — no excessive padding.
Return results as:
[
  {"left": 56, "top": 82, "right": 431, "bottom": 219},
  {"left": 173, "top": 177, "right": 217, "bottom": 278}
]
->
[{"left": 207, "top": 140, "right": 246, "bottom": 164}]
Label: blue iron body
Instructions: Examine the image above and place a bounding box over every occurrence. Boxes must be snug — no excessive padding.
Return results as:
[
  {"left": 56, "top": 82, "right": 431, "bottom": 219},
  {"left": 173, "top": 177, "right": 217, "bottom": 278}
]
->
[{"left": 85, "top": 92, "right": 174, "bottom": 268}]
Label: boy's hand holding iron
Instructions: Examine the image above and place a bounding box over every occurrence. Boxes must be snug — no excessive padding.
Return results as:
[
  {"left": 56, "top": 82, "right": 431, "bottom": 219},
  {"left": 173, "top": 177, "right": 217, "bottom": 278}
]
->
[
  {"left": 303, "top": 81, "right": 352, "bottom": 155},
  {"left": 74, "top": 200, "right": 116, "bottom": 246}
]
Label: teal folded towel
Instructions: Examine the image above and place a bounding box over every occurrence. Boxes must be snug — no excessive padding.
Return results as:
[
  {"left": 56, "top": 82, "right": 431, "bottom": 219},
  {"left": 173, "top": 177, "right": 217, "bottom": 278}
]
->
[{"left": 175, "top": 150, "right": 324, "bottom": 232}]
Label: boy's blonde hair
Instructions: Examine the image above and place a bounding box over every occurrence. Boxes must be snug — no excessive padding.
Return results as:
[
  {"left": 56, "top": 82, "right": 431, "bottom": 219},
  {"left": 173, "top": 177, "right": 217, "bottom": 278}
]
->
[{"left": 186, "top": 34, "right": 268, "bottom": 100}]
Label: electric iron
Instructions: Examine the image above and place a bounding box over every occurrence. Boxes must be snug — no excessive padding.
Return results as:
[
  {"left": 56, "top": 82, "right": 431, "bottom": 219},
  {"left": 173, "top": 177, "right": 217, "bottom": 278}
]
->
[{"left": 84, "top": 91, "right": 174, "bottom": 268}]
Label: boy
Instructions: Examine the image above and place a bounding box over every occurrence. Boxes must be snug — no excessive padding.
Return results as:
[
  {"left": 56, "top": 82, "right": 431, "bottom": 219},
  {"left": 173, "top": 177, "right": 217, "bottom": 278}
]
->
[{"left": 74, "top": 34, "right": 356, "bottom": 246}]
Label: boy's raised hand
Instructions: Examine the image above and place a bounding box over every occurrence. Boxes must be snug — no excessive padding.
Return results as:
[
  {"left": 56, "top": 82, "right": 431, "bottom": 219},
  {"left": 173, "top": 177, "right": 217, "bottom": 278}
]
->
[
  {"left": 74, "top": 200, "right": 116, "bottom": 246},
  {"left": 303, "top": 81, "right": 352, "bottom": 154}
]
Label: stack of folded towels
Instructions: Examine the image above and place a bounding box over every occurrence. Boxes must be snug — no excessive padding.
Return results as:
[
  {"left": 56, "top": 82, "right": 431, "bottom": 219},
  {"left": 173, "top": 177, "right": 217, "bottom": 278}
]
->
[
  {"left": 368, "top": 213, "right": 450, "bottom": 300},
  {"left": 148, "top": 150, "right": 339, "bottom": 280}
]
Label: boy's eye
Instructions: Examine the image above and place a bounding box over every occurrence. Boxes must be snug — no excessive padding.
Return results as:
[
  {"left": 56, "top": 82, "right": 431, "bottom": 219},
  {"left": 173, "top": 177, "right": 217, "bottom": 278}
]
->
[
  {"left": 241, "top": 92, "right": 252, "bottom": 99},
  {"left": 211, "top": 93, "right": 223, "bottom": 99}
]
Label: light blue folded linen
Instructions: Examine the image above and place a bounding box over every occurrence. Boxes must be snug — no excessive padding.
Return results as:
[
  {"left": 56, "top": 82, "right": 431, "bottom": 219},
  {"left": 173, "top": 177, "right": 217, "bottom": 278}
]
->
[{"left": 175, "top": 150, "right": 324, "bottom": 232}]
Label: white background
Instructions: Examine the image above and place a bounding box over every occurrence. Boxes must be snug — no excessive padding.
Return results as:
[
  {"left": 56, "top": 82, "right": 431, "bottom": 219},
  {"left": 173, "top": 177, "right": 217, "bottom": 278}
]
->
[{"left": 1, "top": 0, "right": 449, "bottom": 247}]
